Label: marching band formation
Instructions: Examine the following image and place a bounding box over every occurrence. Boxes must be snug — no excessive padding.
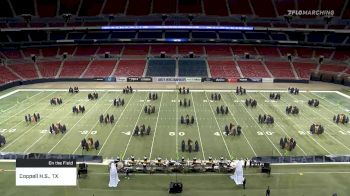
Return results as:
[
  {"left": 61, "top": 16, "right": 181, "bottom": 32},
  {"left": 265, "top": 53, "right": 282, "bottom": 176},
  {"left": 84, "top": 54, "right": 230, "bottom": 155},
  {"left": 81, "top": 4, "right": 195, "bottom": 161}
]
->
[{"left": 6, "top": 84, "right": 346, "bottom": 159}]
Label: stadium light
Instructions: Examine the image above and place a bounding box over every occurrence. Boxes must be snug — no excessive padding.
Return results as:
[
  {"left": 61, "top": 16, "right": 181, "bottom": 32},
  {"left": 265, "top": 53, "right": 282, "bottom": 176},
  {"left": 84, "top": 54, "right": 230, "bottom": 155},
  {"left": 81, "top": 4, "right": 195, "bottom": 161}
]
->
[{"left": 101, "top": 25, "right": 254, "bottom": 31}]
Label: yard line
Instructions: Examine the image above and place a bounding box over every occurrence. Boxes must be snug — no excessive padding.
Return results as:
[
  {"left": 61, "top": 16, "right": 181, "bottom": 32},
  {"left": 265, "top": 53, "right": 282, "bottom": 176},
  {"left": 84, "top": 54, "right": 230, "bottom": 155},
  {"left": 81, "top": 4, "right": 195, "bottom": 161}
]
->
[
  {"left": 0, "top": 91, "right": 43, "bottom": 113},
  {"left": 277, "top": 93, "right": 333, "bottom": 154},
  {"left": 290, "top": 93, "right": 350, "bottom": 152},
  {"left": 230, "top": 93, "right": 283, "bottom": 156},
  {"left": 0, "top": 91, "right": 55, "bottom": 125},
  {"left": 97, "top": 93, "right": 136, "bottom": 155},
  {"left": 175, "top": 93, "right": 179, "bottom": 159},
  {"left": 71, "top": 96, "right": 118, "bottom": 154},
  {"left": 121, "top": 94, "right": 148, "bottom": 159},
  {"left": 221, "top": 95, "right": 257, "bottom": 157},
  {"left": 257, "top": 92, "right": 308, "bottom": 155},
  {"left": 190, "top": 92, "right": 206, "bottom": 160},
  {"left": 311, "top": 92, "right": 348, "bottom": 112},
  {"left": 23, "top": 94, "right": 81, "bottom": 153},
  {"left": 203, "top": 92, "right": 232, "bottom": 159},
  {"left": 1, "top": 92, "right": 79, "bottom": 152},
  {"left": 149, "top": 93, "right": 163, "bottom": 159},
  {"left": 23, "top": 133, "right": 47, "bottom": 153},
  {"left": 47, "top": 92, "right": 109, "bottom": 153},
  {"left": 0, "top": 92, "right": 75, "bottom": 138}
]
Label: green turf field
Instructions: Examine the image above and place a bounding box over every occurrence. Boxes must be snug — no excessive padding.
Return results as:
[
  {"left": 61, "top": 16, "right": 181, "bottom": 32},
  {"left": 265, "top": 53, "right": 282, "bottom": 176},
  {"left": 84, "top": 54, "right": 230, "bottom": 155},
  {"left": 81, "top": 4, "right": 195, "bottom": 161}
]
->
[
  {"left": 0, "top": 88, "right": 349, "bottom": 160},
  {"left": 0, "top": 162, "right": 349, "bottom": 196}
]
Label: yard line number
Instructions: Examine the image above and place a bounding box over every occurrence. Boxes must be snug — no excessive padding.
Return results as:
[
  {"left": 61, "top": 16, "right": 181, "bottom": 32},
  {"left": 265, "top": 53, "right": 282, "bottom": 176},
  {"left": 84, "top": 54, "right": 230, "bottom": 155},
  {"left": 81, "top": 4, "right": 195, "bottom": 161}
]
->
[
  {"left": 80, "top": 130, "right": 97, "bottom": 135},
  {"left": 0, "top": 128, "right": 16, "bottom": 133},
  {"left": 169, "top": 132, "right": 185, "bottom": 136}
]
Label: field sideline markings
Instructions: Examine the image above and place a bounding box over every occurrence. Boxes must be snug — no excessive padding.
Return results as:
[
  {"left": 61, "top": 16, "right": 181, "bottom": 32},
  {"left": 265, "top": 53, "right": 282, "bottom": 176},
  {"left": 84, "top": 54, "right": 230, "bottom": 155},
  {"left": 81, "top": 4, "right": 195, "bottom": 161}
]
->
[
  {"left": 23, "top": 93, "right": 82, "bottom": 153},
  {"left": 231, "top": 93, "right": 283, "bottom": 156},
  {"left": 311, "top": 92, "right": 348, "bottom": 112},
  {"left": 270, "top": 93, "right": 344, "bottom": 154},
  {"left": 47, "top": 92, "right": 110, "bottom": 153},
  {"left": 0, "top": 91, "right": 42, "bottom": 113},
  {"left": 0, "top": 91, "right": 55, "bottom": 125},
  {"left": 257, "top": 92, "right": 308, "bottom": 155},
  {"left": 190, "top": 92, "right": 206, "bottom": 160},
  {"left": 0, "top": 89, "right": 19, "bottom": 100},
  {"left": 297, "top": 93, "right": 350, "bottom": 152},
  {"left": 203, "top": 92, "right": 232, "bottom": 159},
  {"left": 122, "top": 93, "right": 148, "bottom": 159},
  {"left": 149, "top": 93, "right": 164, "bottom": 159},
  {"left": 221, "top": 95, "right": 257, "bottom": 157},
  {"left": 279, "top": 93, "right": 335, "bottom": 154},
  {"left": 71, "top": 93, "right": 119, "bottom": 154},
  {"left": 257, "top": 92, "right": 331, "bottom": 154},
  {"left": 0, "top": 92, "right": 80, "bottom": 152},
  {"left": 97, "top": 93, "right": 136, "bottom": 156}
]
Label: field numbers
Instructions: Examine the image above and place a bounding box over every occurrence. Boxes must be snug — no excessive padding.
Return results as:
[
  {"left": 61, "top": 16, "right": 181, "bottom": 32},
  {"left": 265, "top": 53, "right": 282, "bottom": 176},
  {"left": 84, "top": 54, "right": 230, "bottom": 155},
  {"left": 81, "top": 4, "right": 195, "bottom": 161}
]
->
[
  {"left": 40, "top": 129, "right": 48, "bottom": 134},
  {"left": 169, "top": 132, "right": 185, "bottom": 136},
  {"left": 80, "top": 130, "right": 98, "bottom": 135},
  {"left": 257, "top": 131, "right": 274, "bottom": 136},
  {"left": 0, "top": 128, "right": 16, "bottom": 133}
]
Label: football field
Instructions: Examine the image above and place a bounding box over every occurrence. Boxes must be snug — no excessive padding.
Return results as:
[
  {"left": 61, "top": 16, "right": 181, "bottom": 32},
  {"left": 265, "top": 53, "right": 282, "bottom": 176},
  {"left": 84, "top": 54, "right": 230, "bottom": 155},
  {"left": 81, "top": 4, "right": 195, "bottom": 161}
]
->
[{"left": 0, "top": 88, "right": 350, "bottom": 160}]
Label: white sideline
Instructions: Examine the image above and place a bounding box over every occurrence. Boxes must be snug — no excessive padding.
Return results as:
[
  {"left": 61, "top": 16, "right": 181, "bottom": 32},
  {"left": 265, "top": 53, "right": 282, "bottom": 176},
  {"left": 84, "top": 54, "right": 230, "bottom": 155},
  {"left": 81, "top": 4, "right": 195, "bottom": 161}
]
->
[
  {"left": 6, "top": 88, "right": 350, "bottom": 98},
  {"left": 0, "top": 89, "right": 19, "bottom": 100}
]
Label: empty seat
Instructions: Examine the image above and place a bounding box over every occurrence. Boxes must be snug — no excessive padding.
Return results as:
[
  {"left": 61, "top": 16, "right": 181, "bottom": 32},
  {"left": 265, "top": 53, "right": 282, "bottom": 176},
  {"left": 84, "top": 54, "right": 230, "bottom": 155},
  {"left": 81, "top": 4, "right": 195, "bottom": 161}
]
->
[
  {"left": 115, "top": 60, "right": 146, "bottom": 76},
  {"left": 59, "top": 61, "right": 89, "bottom": 77},
  {"left": 208, "top": 60, "right": 240, "bottom": 78},
  {"left": 178, "top": 59, "right": 208, "bottom": 77},
  {"left": 237, "top": 61, "right": 269, "bottom": 78},
  {"left": 84, "top": 60, "right": 117, "bottom": 77},
  {"left": 146, "top": 59, "right": 176, "bottom": 76},
  {"left": 37, "top": 61, "right": 61, "bottom": 78}
]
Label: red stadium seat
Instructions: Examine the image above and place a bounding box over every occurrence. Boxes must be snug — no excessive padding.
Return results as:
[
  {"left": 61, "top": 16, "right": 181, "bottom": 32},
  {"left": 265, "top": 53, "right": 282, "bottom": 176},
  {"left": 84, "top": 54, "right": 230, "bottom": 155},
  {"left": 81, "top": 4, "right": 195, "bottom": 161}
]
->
[
  {"left": 83, "top": 60, "right": 117, "bottom": 77},
  {"left": 293, "top": 62, "right": 317, "bottom": 79},
  {"left": 178, "top": 45, "right": 205, "bottom": 55},
  {"left": 115, "top": 60, "right": 146, "bottom": 77},
  {"left": 319, "top": 63, "right": 347, "bottom": 73},
  {"left": 0, "top": 66, "right": 20, "bottom": 84},
  {"left": 208, "top": 60, "right": 240, "bottom": 78},
  {"left": 37, "top": 61, "right": 61, "bottom": 78},
  {"left": 102, "top": 0, "right": 127, "bottom": 14},
  {"left": 205, "top": 45, "right": 232, "bottom": 56},
  {"left": 237, "top": 61, "right": 270, "bottom": 78},
  {"left": 122, "top": 45, "right": 150, "bottom": 56},
  {"left": 59, "top": 61, "right": 89, "bottom": 78},
  {"left": 265, "top": 61, "right": 295, "bottom": 78},
  {"left": 8, "top": 63, "right": 38, "bottom": 79}
]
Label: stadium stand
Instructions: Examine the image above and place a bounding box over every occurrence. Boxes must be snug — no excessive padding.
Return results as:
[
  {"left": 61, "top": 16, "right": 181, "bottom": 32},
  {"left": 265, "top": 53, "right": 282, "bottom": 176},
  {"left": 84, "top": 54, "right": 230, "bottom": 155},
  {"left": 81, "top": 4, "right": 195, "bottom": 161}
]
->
[
  {"left": 265, "top": 61, "right": 295, "bottom": 79},
  {"left": 59, "top": 61, "right": 89, "bottom": 78},
  {"left": 178, "top": 59, "right": 208, "bottom": 77},
  {"left": 146, "top": 59, "right": 176, "bottom": 77},
  {"left": 83, "top": 60, "right": 117, "bottom": 78},
  {"left": 207, "top": 60, "right": 241, "bottom": 78},
  {"left": 114, "top": 60, "right": 146, "bottom": 77},
  {"left": 237, "top": 61, "right": 270, "bottom": 78},
  {"left": 0, "top": 66, "right": 20, "bottom": 84},
  {"left": 293, "top": 62, "right": 317, "bottom": 79},
  {"left": 7, "top": 63, "right": 38, "bottom": 79},
  {"left": 37, "top": 61, "right": 62, "bottom": 78}
]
